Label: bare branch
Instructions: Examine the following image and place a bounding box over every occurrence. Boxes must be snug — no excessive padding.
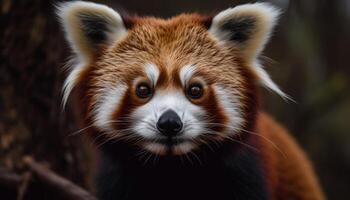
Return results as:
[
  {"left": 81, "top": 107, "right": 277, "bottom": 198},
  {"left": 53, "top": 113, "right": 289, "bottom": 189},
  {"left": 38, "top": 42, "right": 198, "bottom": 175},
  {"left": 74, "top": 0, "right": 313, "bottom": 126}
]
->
[{"left": 23, "top": 156, "right": 98, "bottom": 200}]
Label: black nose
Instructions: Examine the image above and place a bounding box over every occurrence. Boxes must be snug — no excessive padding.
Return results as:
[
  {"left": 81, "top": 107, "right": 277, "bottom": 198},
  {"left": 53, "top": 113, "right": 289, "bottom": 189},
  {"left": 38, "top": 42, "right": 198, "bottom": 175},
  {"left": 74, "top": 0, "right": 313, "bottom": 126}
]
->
[{"left": 157, "top": 109, "right": 183, "bottom": 137}]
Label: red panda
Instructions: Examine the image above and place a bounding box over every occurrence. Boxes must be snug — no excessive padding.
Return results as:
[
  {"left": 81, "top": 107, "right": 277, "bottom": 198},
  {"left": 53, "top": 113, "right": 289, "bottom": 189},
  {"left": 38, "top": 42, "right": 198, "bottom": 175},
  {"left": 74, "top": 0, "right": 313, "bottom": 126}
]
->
[{"left": 57, "top": 1, "right": 325, "bottom": 200}]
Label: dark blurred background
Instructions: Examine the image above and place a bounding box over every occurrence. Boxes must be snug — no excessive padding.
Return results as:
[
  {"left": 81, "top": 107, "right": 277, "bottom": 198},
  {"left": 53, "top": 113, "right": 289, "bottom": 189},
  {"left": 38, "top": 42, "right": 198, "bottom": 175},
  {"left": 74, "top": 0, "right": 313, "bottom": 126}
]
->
[{"left": 1, "top": 0, "right": 349, "bottom": 199}]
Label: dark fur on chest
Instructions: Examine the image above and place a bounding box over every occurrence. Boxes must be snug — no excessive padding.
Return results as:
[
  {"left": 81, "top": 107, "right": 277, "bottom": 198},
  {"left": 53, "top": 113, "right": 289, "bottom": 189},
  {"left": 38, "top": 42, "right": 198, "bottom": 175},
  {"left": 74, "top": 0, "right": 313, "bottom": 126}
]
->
[{"left": 96, "top": 138, "right": 268, "bottom": 200}]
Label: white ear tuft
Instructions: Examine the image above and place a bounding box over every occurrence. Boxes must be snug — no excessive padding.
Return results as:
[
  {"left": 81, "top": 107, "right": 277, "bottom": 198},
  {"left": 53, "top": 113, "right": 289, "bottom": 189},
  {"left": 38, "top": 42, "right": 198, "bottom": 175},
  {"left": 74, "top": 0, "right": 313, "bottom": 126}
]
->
[
  {"left": 254, "top": 62, "right": 295, "bottom": 102},
  {"left": 57, "top": 1, "right": 127, "bottom": 62}
]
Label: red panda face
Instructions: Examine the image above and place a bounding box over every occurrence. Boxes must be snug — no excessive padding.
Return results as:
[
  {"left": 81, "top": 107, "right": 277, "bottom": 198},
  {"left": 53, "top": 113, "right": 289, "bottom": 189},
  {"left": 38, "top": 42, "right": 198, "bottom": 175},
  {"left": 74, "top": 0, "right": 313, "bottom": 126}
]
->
[
  {"left": 88, "top": 22, "right": 248, "bottom": 155},
  {"left": 58, "top": 2, "right": 287, "bottom": 155}
]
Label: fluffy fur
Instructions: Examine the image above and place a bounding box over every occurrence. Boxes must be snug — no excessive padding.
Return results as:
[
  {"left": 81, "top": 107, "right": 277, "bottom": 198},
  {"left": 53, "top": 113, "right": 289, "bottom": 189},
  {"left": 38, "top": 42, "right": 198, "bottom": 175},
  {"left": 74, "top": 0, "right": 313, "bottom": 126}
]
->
[{"left": 57, "top": 1, "right": 324, "bottom": 200}]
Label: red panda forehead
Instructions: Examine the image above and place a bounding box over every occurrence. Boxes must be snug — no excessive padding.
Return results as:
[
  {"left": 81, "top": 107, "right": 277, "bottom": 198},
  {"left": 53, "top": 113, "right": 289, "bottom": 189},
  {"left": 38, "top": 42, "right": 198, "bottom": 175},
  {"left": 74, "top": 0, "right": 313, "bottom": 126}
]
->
[
  {"left": 90, "top": 13, "right": 248, "bottom": 90},
  {"left": 129, "top": 14, "right": 212, "bottom": 29},
  {"left": 121, "top": 15, "right": 215, "bottom": 56}
]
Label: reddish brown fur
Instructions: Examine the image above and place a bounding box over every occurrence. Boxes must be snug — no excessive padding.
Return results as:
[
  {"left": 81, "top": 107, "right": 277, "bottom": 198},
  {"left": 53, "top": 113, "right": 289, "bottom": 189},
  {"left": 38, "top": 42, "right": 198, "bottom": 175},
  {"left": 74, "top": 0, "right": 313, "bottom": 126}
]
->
[
  {"left": 256, "top": 113, "right": 325, "bottom": 200},
  {"left": 71, "top": 14, "right": 324, "bottom": 199}
]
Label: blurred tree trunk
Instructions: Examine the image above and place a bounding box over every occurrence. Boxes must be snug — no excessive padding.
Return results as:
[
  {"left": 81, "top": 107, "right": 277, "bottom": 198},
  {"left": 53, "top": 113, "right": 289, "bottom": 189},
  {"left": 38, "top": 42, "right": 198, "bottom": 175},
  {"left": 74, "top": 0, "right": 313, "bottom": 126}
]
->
[{"left": 0, "top": 0, "right": 93, "bottom": 199}]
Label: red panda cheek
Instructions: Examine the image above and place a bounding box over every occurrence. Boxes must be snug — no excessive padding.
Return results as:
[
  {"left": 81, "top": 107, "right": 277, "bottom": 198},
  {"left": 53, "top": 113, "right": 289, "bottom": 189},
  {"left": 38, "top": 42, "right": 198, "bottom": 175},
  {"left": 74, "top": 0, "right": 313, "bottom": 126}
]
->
[
  {"left": 109, "top": 87, "right": 143, "bottom": 130},
  {"left": 198, "top": 86, "right": 229, "bottom": 133}
]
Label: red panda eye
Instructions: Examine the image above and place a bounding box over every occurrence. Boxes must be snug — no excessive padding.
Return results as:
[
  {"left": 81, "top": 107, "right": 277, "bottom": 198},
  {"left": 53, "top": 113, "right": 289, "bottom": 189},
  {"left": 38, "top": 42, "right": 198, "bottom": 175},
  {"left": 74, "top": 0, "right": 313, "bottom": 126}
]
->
[
  {"left": 187, "top": 84, "right": 203, "bottom": 99},
  {"left": 136, "top": 84, "right": 152, "bottom": 98}
]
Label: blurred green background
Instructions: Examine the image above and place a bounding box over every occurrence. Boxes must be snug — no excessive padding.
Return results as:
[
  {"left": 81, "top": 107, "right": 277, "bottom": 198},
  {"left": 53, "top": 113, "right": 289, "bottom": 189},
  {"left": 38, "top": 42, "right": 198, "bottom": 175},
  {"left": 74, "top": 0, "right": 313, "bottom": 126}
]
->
[{"left": 1, "top": 0, "right": 349, "bottom": 199}]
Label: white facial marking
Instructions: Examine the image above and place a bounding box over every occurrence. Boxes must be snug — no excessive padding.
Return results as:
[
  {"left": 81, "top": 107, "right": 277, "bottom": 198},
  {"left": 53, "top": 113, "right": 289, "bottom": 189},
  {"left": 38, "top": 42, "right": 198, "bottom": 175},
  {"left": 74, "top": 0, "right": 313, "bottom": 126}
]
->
[
  {"left": 91, "top": 65, "right": 247, "bottom": 155},
  {"left": 213, "top": 85, "right": 244, "bottom": 134},
  {"left": 130, "top": 66, "right": 247, "bottom": 155},
  {"left": 93, "top": 84, "right": 127, "bottom": 131},
  {"left": 131, "top": 90, "right": 206, "bottom": 140},
  {"left": 144, "top": 142, "right": 167, "bottom": 155},
  {"left": 179, "top": 65, "right": 196, "bottom": 86},
  {"left": 173, "top": 142, "right": 195, "bottom": 155},
  {"left": 89, "top": 66, "right": 246, "bottom": 156},
  {"left": 144, "top": 63, "right": 160, "bottom": 86}
]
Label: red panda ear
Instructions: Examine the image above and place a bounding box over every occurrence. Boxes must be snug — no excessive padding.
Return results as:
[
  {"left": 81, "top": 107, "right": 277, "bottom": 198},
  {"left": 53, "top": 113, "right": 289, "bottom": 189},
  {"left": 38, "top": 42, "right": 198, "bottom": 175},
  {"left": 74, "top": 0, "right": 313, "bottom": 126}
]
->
[
  {"left": 57, "top": 1, "right": 129, "bottom": 106},
  {"left": 209, "top": 3, "right": 280, "bottom": 62},
  {"left": 209, "top": 3, "right": 292, "bottom": 101},
  {"left": 57, "top": 1, "right": 127, "bottom": 62}
]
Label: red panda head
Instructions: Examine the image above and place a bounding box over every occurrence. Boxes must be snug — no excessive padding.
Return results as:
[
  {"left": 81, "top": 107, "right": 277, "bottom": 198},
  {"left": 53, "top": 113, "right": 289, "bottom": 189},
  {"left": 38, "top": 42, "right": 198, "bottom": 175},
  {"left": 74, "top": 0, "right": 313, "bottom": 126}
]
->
[{"left": 58, "top": 1, "right": 287, "bottom": 156}]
